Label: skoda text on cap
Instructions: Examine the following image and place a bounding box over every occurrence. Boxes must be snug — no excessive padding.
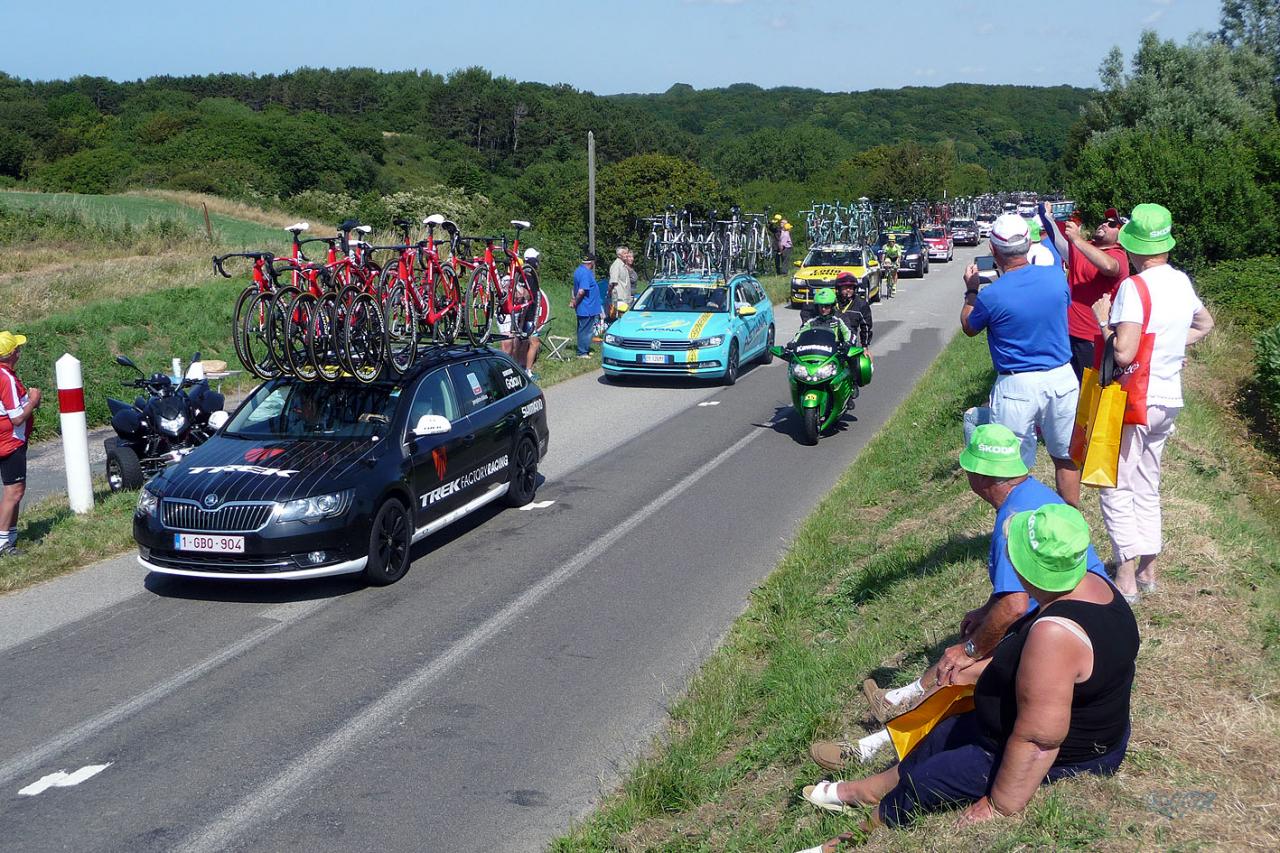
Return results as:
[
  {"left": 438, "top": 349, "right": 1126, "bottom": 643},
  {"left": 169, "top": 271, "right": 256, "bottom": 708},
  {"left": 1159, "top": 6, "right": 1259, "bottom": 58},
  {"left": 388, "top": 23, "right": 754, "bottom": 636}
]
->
[{"left": 989, "top": 214, "right": 1030, "bottom": 251}]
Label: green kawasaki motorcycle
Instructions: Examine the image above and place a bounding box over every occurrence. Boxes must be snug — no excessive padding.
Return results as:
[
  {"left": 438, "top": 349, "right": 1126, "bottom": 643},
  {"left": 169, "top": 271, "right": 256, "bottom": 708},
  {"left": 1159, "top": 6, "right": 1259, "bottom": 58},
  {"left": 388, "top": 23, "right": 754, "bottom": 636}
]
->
[{"left": 769, "top": 326, "right": 873, "bottom": 445}]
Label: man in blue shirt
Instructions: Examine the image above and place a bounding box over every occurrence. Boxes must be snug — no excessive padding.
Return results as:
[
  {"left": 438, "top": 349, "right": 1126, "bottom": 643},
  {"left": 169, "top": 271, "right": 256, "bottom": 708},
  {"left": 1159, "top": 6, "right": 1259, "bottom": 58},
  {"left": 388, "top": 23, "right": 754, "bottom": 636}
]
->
[
  {"left": 961, "top": 213, "right": 1080, "bottom": 507},
  {"left": 570, "top": 253, "right": 602, "bottom": 358}
]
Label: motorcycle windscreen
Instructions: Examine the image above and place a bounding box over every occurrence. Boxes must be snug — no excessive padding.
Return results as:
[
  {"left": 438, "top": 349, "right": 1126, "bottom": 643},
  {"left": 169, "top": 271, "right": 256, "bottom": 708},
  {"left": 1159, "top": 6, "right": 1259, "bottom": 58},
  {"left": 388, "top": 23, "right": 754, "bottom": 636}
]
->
[{"left": 793, "top": 327, "right": 839, "bottom": 359}]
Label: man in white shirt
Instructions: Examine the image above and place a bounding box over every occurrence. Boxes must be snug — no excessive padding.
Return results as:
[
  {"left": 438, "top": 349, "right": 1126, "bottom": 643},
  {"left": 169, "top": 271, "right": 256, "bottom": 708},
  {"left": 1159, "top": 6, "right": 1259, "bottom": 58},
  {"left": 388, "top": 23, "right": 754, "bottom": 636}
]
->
[
  {"left": 1091, "top": 204, "right": 1214, "bottom": 602},
  {"left": 607, "top": 246, "right": 631, "bottom": 320}
]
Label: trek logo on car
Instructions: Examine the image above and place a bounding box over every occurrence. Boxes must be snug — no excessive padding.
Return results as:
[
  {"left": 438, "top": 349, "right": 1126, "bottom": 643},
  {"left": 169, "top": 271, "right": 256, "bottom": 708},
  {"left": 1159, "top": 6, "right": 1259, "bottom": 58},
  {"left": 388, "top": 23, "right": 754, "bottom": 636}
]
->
[{"left": 420, "top": 455, "right": 510, "bottom": 507}]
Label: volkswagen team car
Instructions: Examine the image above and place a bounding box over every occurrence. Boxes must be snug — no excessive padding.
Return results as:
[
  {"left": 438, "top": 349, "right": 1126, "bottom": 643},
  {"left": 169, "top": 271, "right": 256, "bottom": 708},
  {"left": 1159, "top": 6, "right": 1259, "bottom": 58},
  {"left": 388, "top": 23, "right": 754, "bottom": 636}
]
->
[
  {"left": 789, "top": 244, "right": 882, "bottom": 306},
  {"left": 133, "top": 348, "right": 548, "bottom": 585},
  {"left": 602, "top": 273, "right": 775, "bottom": 385}
]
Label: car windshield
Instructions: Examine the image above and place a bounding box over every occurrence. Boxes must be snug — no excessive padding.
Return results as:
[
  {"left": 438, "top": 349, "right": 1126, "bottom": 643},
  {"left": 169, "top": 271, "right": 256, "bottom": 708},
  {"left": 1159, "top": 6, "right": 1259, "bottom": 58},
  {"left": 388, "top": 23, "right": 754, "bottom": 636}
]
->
[
  {"left": 225, "top": 379, "right": 399, "bottom": 440},
  {"left": 632, "top": 285, "right": 729, "bottom": 313},
  {"left": 922, "top": 228, "right": 945, "bottom": 238},
  {"left": 977, "top": 214, "right": 995, "bottom": 222},
  {"left": 950, "top": 220, "right": 975, "bottom": 228},
  {"left": 803, "top": 249, "right": 863, "bottom": 267}
]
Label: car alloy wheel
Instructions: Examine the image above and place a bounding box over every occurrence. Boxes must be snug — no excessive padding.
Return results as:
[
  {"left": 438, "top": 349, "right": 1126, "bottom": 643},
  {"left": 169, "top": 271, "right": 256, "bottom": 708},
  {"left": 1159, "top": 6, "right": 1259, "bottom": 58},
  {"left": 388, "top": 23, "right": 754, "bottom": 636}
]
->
[
  {"left": 504, "top": 436, "right": 539, "bottom": 507},
  {"left": 365, "top": 498, "right": 411, "bottom": 585}
]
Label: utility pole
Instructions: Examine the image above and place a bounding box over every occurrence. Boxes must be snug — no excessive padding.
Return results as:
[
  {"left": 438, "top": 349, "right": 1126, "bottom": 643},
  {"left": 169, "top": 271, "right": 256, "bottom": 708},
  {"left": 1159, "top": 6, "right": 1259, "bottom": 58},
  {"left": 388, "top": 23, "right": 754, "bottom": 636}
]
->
[{"left": 588, "top": 131, "right": 596, "bottom": 257}]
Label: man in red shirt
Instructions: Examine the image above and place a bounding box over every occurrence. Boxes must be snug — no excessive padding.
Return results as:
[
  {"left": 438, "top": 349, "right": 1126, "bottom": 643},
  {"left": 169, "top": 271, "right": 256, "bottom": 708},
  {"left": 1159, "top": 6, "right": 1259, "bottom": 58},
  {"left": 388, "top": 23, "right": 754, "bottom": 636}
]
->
[
  {"left": 0, "top": 331, "right": 41, "bottom": 557},
  {"left": 1049, "top": 207, "right": 1131, "bottom": 379}
]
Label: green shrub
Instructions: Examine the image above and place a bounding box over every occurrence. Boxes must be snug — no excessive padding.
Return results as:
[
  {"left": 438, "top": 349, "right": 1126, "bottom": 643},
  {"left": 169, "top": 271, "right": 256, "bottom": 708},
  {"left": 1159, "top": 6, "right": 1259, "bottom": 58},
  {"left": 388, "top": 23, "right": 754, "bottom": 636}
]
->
[
  {"left": 31, "top": 147, "right": 136, "bottom": 194},
  {"left": 1256, "top": 321, "right": 1280, "bottom": 426},
  {"left": 1194, "top": 255, "right": 1280, "bottom": 334}
]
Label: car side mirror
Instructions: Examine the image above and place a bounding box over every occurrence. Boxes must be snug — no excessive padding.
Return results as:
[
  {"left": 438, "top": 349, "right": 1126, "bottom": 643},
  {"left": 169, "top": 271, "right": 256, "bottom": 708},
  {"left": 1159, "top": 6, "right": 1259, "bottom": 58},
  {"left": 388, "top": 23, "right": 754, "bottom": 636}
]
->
[
  {"left": 737, "top": 305, "right": 757, "bottom": 317},
  {"left": 792, "top": 260, "right": 802, "bottom": 268},
  {"left": 413, "top": 414, "right": 452, "bottom": 436},
  {"left": 867, "top": 259, "right": 878, "bottom": 267},
  {"left": 207, "top": 410, "right": 229, "bottom": 430},
  {"left": 616, "top": 301, "right": 629, "bottom": 314}
]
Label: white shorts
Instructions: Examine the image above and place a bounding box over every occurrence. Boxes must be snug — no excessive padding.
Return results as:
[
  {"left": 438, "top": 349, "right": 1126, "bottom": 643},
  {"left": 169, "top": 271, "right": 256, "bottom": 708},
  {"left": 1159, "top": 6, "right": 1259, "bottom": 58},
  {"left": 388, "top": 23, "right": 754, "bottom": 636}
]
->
[{"left": 988, "top": 363, "right": 1078, "bottom": 466}]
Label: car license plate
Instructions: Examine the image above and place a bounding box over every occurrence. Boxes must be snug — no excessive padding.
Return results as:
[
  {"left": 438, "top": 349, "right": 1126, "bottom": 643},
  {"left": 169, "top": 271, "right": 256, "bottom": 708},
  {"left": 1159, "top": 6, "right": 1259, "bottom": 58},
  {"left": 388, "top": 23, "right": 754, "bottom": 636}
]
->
[
  {"left": 640, "top": 354, "right": 670, "bottom": 364},
  {"left": 174, "top": 533, "right": 245, "bottom": 553}
]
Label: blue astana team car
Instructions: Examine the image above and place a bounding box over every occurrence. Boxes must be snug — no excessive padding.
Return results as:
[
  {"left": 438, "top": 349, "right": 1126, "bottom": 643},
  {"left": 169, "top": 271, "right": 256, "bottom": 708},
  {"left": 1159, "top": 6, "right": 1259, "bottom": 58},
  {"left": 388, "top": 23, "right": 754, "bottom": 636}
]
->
[{"left": 601, "top": 273, "right": 775, "bottom": 384}]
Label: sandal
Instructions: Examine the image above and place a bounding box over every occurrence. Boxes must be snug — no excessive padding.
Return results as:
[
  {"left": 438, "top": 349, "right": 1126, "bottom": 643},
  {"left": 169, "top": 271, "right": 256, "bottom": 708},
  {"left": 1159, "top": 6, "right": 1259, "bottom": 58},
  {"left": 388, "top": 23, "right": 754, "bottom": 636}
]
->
[
  {"left": 802, "top": 780, "right": 851, "bottom": 814},
  {"left": 796, "top": 831, "right": 860, "bottom": 853},
  {"left": 1137, "top": 579, "right": 1157, "bottom": 594}
]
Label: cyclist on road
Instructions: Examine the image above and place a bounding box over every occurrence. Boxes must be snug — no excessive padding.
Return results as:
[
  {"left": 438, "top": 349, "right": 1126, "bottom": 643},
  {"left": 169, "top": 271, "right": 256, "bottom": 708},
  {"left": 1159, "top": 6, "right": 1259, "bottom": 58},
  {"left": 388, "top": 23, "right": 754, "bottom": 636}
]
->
[{"left": 881, "top": 233, "right": 902, "bottom": 296}]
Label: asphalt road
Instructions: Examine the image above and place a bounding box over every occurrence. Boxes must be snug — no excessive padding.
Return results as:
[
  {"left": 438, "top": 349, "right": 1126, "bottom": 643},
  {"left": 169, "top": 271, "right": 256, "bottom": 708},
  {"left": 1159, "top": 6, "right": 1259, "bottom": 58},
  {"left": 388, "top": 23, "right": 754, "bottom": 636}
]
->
[{"left": 0, "top": 247, "right": 980, "bottom": 853}]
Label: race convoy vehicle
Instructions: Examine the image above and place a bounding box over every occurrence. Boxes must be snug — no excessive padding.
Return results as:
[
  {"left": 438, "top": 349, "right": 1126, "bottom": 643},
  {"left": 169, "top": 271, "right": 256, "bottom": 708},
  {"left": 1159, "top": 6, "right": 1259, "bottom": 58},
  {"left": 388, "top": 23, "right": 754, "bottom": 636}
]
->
[
  {"left": 788, "top": 244, "right": 881, "bottom": 306},
  {"left": 949, "top": 218, "right": 980, "bottom": 247},
  {"left": 977, "top": 213, "right": 996, "bottom": 237},
  {"left": 921, "top": 225, "right": 954, "bottom": 262},
  {"left": 133, "top": 348, "right": 548, "bottom": 584},
  {"left": 875, "top": 230, "right": 929, "bottom": 277},
  {"left": 602, "top": 272, "right": 775, "bottom": 385}
]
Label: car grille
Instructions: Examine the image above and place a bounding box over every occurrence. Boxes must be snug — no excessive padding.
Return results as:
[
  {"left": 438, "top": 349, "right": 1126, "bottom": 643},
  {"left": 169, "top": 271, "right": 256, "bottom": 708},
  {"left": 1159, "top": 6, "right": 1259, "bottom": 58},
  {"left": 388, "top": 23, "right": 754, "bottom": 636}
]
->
[
  {"left": 162, "top": 499, "right": 274, "bottom": 533},
  {"left": 612, "top": 338, "right": 691, "bottom": 350}
]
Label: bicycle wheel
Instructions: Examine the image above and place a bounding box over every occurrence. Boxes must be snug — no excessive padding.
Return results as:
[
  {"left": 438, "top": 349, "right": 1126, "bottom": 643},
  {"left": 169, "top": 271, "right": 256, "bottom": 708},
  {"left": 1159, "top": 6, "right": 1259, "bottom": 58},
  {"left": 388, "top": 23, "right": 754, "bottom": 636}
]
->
[
  {"left": 309, "top": 292, "right": 342, "bottom": 382},
  {"left": 267, "top": 286, "right": 301, "bottom": 377},
  {"left": 463, "top": 267, "right": 494, "bottom": 346},
  {"left": 334, "top": 285, "right": 364, "bottom": 379},
  {"left": 231, "top": 286, "right": 258, "bottom": 376},
  {"left": 430, "top": 267, "right": 461, "bottom": 345},
  {"left": 241, "top": 291, "right": 281, "bottom": 380},
  {"left": 283, "top": 292, "right": 319, "bottom": 381},
  {"left": 340, "top": 292, "right": 386, "bottom": 384},
  {"left": 383, "top": 282, "right": 420, "bottom": 376}
]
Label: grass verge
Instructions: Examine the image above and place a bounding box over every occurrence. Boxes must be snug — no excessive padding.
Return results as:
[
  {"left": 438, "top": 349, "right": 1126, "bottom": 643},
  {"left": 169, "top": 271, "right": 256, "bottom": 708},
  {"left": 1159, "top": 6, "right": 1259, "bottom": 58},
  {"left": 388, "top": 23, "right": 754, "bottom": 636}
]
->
[{"left": 551, "top": 324, "right": 1280, "bottom": 851}]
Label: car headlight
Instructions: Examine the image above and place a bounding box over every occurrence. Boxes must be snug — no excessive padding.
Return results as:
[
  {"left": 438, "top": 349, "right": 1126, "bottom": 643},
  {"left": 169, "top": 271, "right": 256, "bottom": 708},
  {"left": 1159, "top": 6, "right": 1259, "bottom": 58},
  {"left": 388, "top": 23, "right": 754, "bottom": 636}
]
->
[
  {"left": 604, "top": 333, "right": 620, "bottom": 345},
  {"left": 906, "top": 253, "right": 920, "bottom": 259},
  {"left": 275, "top": 489, "right": 353, "bottom": 524},
  {"left": 159, "top": 412, "right": 187, "bottom": 435},
  {"left": 691, "top": 335, "right": 724, "bottom": 348},
  {"left": 791, "top": 277, "right": 802, "bottom": 287},
  {"left": 136, "top": 485, "right": 160, "bottom": 518}
]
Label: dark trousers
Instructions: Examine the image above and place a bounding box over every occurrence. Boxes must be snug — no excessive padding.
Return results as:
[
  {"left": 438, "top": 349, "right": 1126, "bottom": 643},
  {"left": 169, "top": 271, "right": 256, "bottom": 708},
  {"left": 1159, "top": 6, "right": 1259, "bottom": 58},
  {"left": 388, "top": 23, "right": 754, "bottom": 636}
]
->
[
  {"left": 576, "top": 315, "right": 595, "bottom": 355},
  {"left": 877, "top": 711, "right": 1129, "bottom": 827},
  {"left": 1069, "top": 336, "right": 1096, "bottom": 382}
]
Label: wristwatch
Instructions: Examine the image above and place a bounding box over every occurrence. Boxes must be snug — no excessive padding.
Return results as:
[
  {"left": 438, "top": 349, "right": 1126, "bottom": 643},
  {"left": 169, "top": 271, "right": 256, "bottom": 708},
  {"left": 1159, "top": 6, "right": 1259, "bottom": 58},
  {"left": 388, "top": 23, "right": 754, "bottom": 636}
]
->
[{"left": 964, "top": 639, "right": 978, "bottom": 658}]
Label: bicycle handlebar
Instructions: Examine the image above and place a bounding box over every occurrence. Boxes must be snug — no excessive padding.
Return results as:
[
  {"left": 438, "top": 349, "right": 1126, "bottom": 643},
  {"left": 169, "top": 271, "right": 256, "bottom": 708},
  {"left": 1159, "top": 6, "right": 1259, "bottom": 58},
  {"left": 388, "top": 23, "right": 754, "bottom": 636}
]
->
[{"left": 212, "top": 252, "right": 275, "bottom": 278}]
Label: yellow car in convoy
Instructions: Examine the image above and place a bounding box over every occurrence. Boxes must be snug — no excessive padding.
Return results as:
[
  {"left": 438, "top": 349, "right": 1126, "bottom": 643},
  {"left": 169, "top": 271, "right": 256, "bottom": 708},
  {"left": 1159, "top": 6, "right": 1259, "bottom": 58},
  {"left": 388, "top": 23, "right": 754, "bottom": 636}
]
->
[{"left": 789, "top": 243, "right": 882, "bottom": 307}]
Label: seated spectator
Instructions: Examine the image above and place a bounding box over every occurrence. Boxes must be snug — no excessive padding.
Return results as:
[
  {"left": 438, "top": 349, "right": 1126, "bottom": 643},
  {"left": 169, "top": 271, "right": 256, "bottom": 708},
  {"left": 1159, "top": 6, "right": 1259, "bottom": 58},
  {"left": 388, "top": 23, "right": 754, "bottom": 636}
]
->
[
  {"left": 808, "top": 424, "right": 1107, "bottom": 771},
  {"left": 798, "top": 504, "right": 1138, "bottom": 846}
]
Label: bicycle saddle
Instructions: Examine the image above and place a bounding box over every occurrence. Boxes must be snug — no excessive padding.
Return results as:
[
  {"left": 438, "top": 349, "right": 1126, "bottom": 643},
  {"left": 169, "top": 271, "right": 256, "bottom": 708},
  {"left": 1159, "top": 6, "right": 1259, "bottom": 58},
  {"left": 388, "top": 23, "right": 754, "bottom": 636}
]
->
[
  {"left": 338, "top": 218, "right": 361, "bottom": 232},
  {"left": 510, "top": 219, "right": 531, "bottom": 229},
  {"left": 423, "top": 214, "right": 446, "bottom": 226},
  {"left": 284, "top": 222, "right": 309, "bottom": 234},
  {"left": 355, "top": 225, "right": 373, "bottom": 235}
]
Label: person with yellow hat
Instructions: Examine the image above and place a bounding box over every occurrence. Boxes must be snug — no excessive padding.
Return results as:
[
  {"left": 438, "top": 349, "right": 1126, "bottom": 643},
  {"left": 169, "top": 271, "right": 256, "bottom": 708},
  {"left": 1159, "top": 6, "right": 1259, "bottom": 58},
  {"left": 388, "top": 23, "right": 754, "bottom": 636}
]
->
[{"left": 0, "top": 331, "right": 41, "bottom": 557}]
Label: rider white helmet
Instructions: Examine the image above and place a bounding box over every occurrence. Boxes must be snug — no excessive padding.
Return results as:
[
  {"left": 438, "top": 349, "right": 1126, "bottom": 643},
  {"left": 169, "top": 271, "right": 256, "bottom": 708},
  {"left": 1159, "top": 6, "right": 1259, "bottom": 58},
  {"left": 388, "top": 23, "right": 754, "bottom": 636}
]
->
[{"left": 523, "top": 247, "right": 540, "bottom": 261}]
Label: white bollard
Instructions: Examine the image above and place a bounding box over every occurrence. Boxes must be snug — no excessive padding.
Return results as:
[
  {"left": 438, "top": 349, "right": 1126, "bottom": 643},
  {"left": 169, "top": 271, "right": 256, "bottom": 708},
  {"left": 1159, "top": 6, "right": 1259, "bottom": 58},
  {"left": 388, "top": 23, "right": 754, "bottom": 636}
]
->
[{"left": 55, "top": 354, "right": 94, "bottom": 514}]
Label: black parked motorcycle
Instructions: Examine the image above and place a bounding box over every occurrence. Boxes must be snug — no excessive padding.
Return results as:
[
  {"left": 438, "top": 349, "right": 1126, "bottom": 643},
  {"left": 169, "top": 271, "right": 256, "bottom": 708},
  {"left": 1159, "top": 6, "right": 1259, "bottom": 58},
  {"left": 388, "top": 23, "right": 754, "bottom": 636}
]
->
[{"left": 105, "top": 353, "right": 227, "bottom": 492}]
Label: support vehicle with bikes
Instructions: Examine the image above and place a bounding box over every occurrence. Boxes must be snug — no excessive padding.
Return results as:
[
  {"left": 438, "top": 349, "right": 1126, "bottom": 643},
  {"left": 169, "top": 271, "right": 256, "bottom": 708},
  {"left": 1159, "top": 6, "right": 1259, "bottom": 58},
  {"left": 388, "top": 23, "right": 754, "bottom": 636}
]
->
[
  {"left": 789, "top": 244, "right": 882, "bottom": 306},
  {"left": 133, "top": 346, "right": 548, "bottom": 584},
  {"left": 601, "top": 272, "right": 774, "bottom": 385}
]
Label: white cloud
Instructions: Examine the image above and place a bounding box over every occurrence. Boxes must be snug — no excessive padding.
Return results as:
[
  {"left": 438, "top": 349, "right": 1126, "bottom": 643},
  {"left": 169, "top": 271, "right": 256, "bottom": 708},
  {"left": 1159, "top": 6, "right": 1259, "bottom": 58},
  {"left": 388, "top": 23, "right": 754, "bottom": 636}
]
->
[
  {"left": 913, "top": 68, "right": 938, "bottom": 78},
  {"left": 1143, "top": 9, "right": 1166, "bottom": 23},
  {"left": 976, "top": 22, "right": 995, "bottom": 35}
]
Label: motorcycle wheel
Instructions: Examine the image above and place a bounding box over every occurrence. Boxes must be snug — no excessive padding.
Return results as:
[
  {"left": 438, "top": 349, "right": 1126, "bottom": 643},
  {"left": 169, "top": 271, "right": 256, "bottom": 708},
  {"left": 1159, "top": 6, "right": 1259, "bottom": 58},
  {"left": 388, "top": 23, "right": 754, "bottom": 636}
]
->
[
  {"left": 802, "top": 407, "right": 820, "bottom": 446},
  {"left": 106, "top": 445, "right": 145, "bottom": 492}
]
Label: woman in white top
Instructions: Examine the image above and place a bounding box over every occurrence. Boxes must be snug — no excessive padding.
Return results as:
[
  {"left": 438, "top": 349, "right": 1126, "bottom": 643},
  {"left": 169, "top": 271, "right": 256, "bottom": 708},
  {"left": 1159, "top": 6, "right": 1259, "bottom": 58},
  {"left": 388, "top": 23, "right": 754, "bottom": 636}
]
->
[{"left": 1092, "top": 204, "right": 1215, "bottom": 602}]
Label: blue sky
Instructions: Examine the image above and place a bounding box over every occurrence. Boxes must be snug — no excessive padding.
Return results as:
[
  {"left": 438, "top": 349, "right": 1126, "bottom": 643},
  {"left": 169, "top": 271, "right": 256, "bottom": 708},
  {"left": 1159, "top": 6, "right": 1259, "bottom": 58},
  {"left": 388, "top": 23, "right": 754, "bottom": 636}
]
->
[{"left": 6, "top": 0, "right": 1221, "bottom": 93}]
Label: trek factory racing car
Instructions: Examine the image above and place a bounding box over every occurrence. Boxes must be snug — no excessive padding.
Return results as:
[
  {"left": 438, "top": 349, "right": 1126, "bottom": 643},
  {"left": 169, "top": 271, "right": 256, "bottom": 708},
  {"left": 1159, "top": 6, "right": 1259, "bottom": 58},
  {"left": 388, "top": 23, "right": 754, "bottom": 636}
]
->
[
  {"left": 133, "top": 348, "right": 548, "bottom": 584},
  {"left": 602, "top": 273, "right": 775, "bottom": 385},
  {"left": 789, "top": 244, "right": 882, "bottom": 306}
]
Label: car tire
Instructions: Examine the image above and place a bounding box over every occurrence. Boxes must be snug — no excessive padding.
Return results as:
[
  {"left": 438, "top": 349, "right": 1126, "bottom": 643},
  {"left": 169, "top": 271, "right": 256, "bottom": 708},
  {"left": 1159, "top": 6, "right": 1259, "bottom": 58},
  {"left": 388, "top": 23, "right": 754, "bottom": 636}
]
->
[
  {"left": 106, "top": 445, "right": 145, "bottom": 492},
  {"left": 760, "top": 325, "right": 775, "bottom": 364},
  {"left": 722, "top": 341, "right": 739, "bottom": 386},
  {"left": 503, "top": 435, "right": 539, "bottom": 507},
  {"left": 364, "top": 498, "right": 412, "bottom": 586}
]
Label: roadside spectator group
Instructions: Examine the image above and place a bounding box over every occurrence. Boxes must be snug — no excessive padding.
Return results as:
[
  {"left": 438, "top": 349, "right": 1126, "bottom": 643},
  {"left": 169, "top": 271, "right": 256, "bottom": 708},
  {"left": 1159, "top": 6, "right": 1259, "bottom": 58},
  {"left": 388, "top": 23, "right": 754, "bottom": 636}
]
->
[{"left": 795, "top": 201, "right": 1215, "bottom": 851}]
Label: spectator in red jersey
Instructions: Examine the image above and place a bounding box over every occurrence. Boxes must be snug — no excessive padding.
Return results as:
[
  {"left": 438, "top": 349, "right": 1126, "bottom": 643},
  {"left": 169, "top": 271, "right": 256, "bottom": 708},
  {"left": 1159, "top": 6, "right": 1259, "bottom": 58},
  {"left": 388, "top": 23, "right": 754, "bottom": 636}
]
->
[
  {"left": 1045, "top": 206, "right": 1130, "bottom": 380},
  {"left": 0, "top": 331, "right": 41, "bottom": 557}
]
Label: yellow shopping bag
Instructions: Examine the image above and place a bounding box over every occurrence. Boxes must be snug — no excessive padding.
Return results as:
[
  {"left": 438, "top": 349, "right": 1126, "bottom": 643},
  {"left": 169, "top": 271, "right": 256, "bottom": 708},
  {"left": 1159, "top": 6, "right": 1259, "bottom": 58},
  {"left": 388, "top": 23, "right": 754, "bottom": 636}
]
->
[
  {"left": 886, "top": 684, "right": 976, "bottom": 760},
  {"left": 1081, "top": 383, "right": 1127, "bottom": 488},
  {"left": 1069, "top": 366, "right": 1102, "bottom": 466}
]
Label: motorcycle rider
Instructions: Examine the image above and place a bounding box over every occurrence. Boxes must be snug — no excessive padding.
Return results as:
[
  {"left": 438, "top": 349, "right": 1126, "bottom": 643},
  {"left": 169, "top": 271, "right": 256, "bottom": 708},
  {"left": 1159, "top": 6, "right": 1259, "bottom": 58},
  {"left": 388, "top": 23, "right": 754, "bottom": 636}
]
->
[
  {"left": 833, "top": 273, "right": 873, "bottom": 347},
  {"left": 791, "top": 287, "right": 854, "bottom": 345}
]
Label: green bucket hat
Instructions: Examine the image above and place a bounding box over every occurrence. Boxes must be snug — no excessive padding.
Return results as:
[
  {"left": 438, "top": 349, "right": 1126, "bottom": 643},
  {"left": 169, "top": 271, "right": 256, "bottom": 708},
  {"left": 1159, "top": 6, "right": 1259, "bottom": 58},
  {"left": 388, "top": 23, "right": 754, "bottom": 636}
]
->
[
  {"left": 959, "top": 423, "right": 1029, "bottom": 478},
  {"left": 1025, "top": 218, "right": 1042, "bottom": 241},
  {"left": 1118, "top": 203, "right": 1176, "bottom": 255},
  {"left": 1006, "top": 504, "right": 1091, "bottom": 592}
]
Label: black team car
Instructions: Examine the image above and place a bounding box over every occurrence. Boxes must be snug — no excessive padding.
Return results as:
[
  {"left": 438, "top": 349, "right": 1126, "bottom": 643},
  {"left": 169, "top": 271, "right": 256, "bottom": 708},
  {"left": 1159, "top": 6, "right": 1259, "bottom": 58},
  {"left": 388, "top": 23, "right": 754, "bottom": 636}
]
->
[{"left": 134, "top": 347, "right": 548, "bottom": 585}]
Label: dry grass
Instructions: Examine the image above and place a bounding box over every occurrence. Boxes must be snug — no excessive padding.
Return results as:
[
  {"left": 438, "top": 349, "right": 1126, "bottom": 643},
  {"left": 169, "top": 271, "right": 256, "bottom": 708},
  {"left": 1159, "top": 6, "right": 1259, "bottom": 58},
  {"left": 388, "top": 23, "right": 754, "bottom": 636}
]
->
[
  {"left": 2, "top": 253, "right": 211, "bottom": 323},
  {"left": 127, "top": 189, "right": 325, "bottom": 232}
]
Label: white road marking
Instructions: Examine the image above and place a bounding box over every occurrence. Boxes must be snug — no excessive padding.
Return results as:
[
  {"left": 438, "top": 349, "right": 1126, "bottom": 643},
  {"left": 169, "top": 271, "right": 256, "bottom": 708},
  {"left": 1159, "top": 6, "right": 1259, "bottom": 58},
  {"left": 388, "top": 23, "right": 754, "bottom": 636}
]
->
[
  {"left": 517, "top": 500, "right": 556, "bottom": 511},
  {"left": 697, "top": 401, "right": 721, "bottom": 407},
  {"left": 19, "top": 763, "right": 111, "bottom": 796},
  {"left": 177, "top": 426, "right": 767, "bottom": 853},
  {"left": 0, "top": 599, "right": 328, "bottom": 791}
]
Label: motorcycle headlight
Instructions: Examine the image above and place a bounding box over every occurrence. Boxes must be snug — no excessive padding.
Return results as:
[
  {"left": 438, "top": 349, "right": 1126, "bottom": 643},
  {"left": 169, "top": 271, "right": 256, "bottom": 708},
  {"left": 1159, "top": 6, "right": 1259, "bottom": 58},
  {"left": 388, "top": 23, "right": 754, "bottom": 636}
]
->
[
  {"left": 136, "top": 485, "right": 160, "bottom": 518},
  {"left": 275, "top": 490, "right": 353, "bottom": 524},
  {"left": 791, "top": 363, "right": 809, "bottom": 381},
  {"left": 159, "top": 412, "right": 187, "bottom": 436},
  {"left": 691, "top": 335, "right": 724, "bottom": 348},
  {"left": 604, "top": 333, "right": 620, "bottom": 345},
  {"left": 811, "top": 362, "right": 838, "bottom": 380}
]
